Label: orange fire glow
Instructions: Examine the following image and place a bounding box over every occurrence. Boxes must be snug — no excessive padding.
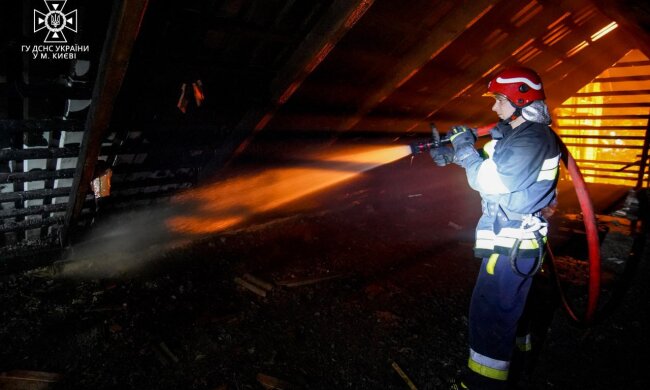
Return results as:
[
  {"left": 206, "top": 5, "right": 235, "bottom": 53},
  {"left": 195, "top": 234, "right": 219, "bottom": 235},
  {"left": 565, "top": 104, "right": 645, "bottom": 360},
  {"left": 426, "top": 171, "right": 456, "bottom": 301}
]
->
[
  {"left": 166, "top": 145, "right": 412, "bottom": 234},
  {"left": 555, "top": 49, "right": 650, "bottom": 187}
]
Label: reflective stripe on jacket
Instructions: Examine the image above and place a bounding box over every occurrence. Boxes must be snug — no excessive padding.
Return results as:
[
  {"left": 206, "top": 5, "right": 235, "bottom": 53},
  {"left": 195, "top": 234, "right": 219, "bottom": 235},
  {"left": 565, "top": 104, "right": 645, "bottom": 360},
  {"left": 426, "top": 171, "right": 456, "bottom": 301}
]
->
[{"left": 464, "top": 121, "right": 560, "bottom": 258}]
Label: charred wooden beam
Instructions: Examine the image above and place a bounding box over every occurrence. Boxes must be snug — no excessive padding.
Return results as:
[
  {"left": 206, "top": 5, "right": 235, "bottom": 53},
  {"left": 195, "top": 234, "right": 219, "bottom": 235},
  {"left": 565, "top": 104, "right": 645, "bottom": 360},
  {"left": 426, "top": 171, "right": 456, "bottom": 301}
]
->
[
  {"left": 0, "top": 147, "right": 80, "bottom": 161},
  {"left": 0, "top": 143, "right": 184, "bottom": 162},
  {"left": 0, "top": 216, "right": 64, "bottom": 234},
  {"left": 0, "top": 187, "right": 71, "bottom": 203},
  {"left": 200, "top": 0, "right": 375, "bottom": 181},
  {"left": 0, "top": 168, "right": 76, "bottom": 184},
  {"left": 62, "top": 0, "right": 150, "bottom": 245}
]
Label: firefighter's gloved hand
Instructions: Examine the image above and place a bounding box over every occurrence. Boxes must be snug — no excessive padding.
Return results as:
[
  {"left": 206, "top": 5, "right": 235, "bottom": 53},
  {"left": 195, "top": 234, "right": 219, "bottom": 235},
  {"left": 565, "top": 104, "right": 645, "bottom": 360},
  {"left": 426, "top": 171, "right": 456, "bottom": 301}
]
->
[
  {"left": 429, "top": 145, "right": 454, "bottom": 166},
  {"left": 448, "top": 125, "right": 476, "bottom": 145},
  {"left": 448, "top": 125, "right": 479, "bottom": 167}
]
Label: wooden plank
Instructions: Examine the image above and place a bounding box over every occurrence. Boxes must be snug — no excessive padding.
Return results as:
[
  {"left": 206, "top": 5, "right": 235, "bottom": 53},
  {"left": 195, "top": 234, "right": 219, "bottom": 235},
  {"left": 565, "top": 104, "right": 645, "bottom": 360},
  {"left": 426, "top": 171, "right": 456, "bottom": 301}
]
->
[
  {"left": 563, "top": 143, "right": 644, "bottom": 149},
  {"left": 576, "top": 166, "right": 639, "bottom": 174},
  {"left": 593, "top": 75, "right": 650, "bottom": 83},
  {"left": 62, "top": 0, "right": 150, "bottom": 245},
  {"left": 0, "top": 216, "right": 63, "bottom": 234},
  {"left": 391, "top": 362, "right": 418, "bottom": 390},
  {"left": 0, "top": 370, "right": 62, "bottom": 389},
  {"left": 0, "top": 146, "right": 80, "bottom": 162},
  {"left": 0, "top": 143, "right": 209, "bottom": 162},
  {"left": 613, "top": 61, "right": 650, "bottom": 67},
  {"left": 0, "top": 187, "right": 71, "bottom": 203},
  {"left": 559, "top": 103, "right": 650, "bottom": 108},
  {"left": 0, "top": 168, "right": 76, "bottom": 183},
  {"left": 572, "top": 90, "right": 650, "bottom": 97},
  {"left": 636, "top": 120, "right": 650, "bottom": 188},
  {"left": 556, "top": 115, "right": 649, "bottom": 120},
  {"left": 574, "top": 158, "right": 646, "bottom": 165},
  {"left": 0, "top": 203, "right": 69, "bottom": 219},
  {"left": 557, "top": 135, "right": 645, "bottom": 140},
  {"left": 242, "top": 273, "right": 274, "bottom": 291},
  {"left": 234, "top": 277, "right": 267, "bottom": 297},
  {"left": 579, "top": 172, "right": 644, "bottom": 181}
]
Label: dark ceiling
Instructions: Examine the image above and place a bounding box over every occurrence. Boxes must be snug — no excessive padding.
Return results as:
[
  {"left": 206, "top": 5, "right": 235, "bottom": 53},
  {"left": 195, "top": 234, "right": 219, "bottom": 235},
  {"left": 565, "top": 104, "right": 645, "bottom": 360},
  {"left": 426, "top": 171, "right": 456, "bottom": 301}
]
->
[{"left": 1, "top": 0, "right": 650, "bottom": 255}]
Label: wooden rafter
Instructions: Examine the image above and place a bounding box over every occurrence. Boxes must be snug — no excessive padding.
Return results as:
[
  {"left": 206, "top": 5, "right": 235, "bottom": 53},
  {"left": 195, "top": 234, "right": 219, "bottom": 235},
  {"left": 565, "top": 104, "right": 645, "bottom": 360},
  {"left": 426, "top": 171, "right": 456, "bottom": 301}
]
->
[
  {"left": 590, "top": 0, "right": 650, "bottom": 60},
  {"left": 199, "top": 0, "right": 375, "bottom": 180},
  {"left": 335, "top": 0, "right": 498, "bottom": 132},
  {"left": 62, "top": 0, "right": 149, "bottom": 245}
]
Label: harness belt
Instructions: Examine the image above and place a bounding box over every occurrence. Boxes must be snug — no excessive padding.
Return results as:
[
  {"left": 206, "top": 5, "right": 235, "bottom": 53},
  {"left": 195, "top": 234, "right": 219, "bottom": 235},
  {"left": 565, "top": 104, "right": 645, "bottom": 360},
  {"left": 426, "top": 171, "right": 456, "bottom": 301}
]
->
[
  {"left": 508, "top": 215, "right": 547, "bottom": 277},
  {"left": 484, "top": 203, "right": 547, "bottom": 278}
]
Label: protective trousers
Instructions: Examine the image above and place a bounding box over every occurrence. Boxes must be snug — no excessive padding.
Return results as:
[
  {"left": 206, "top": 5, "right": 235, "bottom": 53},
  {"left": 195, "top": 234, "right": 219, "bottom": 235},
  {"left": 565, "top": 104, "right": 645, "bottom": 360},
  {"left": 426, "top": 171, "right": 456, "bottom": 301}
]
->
[{"left": 463, "top": 253, "right": 536, "bottom": 389}]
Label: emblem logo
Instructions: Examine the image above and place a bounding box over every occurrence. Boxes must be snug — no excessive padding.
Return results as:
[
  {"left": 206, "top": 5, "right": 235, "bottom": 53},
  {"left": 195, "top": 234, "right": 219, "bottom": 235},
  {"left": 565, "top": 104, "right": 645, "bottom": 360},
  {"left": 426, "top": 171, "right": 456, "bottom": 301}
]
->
[{"left": 33, "top": 0, "right": 78, "bottom": 43}]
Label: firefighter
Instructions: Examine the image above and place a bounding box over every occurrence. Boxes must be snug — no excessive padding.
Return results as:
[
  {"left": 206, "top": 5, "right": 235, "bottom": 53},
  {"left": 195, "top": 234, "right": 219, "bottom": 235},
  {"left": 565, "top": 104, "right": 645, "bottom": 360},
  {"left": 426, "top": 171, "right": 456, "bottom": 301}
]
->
[{"left": 433, "top": 67, "right": 561, "bottom": 389}]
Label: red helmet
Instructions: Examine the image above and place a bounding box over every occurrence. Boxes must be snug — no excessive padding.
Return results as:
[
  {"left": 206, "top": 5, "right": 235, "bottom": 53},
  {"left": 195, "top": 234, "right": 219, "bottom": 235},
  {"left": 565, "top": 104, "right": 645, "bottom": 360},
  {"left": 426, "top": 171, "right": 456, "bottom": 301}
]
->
[{"left": 485, "top": 67, "right": 545, "bottom": 107}]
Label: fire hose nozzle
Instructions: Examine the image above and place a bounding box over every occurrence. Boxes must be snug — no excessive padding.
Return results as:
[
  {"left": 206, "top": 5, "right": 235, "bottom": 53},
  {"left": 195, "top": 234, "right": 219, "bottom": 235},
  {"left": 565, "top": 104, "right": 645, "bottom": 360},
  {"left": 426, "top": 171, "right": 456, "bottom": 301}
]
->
[
  {"left": 409, "top": 122, "right": 490, "bottom": 156},
  {"left": 409, "top": 140, "right": 435, "bottom": 155}
]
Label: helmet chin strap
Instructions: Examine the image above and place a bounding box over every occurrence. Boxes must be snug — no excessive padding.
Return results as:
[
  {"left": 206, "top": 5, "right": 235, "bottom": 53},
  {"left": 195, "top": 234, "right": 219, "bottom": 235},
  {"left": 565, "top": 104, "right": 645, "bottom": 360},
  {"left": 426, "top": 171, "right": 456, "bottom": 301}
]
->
[{"left": 507, "top": 102, "right": 522, "bottom": 124}]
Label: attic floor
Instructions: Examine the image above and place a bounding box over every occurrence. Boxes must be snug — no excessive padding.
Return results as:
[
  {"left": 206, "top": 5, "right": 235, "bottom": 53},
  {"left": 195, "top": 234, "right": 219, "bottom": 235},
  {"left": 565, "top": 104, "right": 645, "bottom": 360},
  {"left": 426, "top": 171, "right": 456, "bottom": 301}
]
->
[{"left": 0, "top": 156, "right": 648, "bottom": 389}]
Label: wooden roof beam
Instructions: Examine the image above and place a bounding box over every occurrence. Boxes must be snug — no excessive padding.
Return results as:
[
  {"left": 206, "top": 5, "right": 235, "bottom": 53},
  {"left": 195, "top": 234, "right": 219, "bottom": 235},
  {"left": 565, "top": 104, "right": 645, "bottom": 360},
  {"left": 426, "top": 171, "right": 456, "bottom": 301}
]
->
[
  {"left": 590, "top": 0, "right": 650, "bottom": 60},
  {"left": 62, "top": 0, "right": 149, "bottom": 245},
  {"left": 335, "top": 0, "right": 498, "bottom": 132},
  {"left": 199, "top": 0, "right": 375, "bottom": 180}
]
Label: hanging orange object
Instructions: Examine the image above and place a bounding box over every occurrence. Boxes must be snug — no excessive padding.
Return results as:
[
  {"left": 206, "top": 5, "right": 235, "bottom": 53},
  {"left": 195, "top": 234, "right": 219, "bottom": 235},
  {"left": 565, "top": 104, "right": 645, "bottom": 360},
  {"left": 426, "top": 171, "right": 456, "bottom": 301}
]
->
[
  {"left": 192, "top": 80, "right": 205, "bottom": 107},
  {"left": 177, "top": 83, "right": 188, "bottom": 113},
  {"left": 91, "top": 168, "right": 113, "bottom": 198}
]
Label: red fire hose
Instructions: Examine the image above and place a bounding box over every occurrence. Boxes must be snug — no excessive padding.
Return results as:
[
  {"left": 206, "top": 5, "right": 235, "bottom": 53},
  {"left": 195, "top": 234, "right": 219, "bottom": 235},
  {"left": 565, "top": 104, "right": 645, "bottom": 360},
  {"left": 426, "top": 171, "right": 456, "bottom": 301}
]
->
[{"left": 475, "top": 123, "right": 601, "bottom": 324}]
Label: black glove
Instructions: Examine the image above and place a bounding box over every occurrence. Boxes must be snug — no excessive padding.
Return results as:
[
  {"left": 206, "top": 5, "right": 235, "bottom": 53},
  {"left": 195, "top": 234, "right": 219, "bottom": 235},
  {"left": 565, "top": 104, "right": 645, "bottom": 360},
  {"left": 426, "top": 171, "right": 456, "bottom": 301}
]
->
[
  {"left": 429, "top": 145, "right": 454, "bottom": 166},
  {"left": 448, "top": 125, "right": 478, "bottom": 165}
]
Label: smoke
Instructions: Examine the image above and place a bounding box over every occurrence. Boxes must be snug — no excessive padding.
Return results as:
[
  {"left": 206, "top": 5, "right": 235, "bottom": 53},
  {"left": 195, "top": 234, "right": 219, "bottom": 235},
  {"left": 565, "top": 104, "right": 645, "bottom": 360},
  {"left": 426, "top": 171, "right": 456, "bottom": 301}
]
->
[{"left": 58, "top": 144, "right": 412, "bottom": 278}]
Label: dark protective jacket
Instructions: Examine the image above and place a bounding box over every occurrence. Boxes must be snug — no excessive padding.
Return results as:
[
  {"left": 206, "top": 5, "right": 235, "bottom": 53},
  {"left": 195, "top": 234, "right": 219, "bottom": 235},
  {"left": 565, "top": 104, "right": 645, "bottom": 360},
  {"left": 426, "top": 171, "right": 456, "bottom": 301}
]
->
[{"left": 461, "top": 121, "right": 561, "bottom": 258}]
